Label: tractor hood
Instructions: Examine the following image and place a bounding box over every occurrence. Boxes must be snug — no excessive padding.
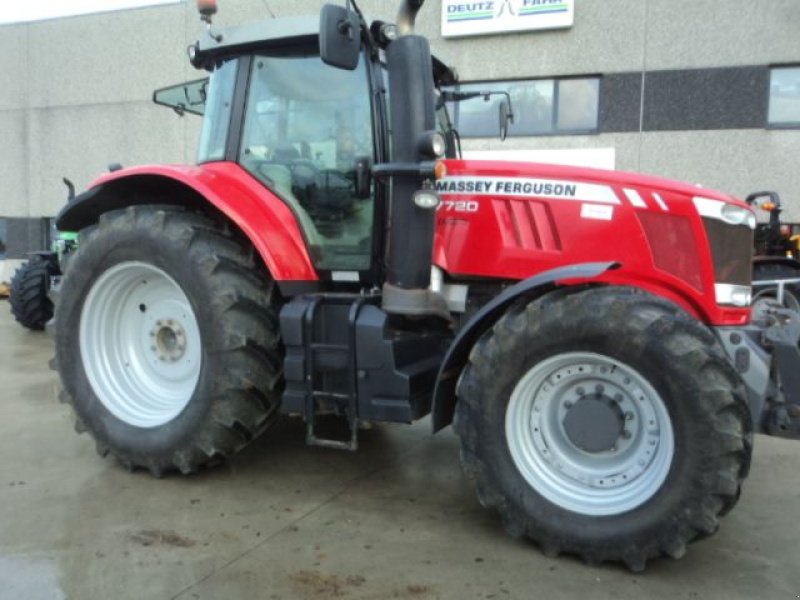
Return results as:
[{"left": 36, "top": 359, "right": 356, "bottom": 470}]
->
[
  {"left": 432, "top": 158, "right": 755, "bottom": 327},
  {"left": 438, "top": 159, "right": 747, "bottom": 209}
]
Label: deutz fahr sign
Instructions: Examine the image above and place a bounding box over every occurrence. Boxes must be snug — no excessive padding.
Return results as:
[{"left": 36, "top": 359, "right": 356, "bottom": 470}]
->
[{"left": 441, "top": 0, "right": 575, "bottom": 38}]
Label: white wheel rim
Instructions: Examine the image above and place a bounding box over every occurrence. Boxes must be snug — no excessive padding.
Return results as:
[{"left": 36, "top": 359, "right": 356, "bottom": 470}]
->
[
  {"left": 505, "top": 352, "right": 674, "bottom": 516},
  {"left": 79, "top": 261, "right": 202, "bottom": 428}
]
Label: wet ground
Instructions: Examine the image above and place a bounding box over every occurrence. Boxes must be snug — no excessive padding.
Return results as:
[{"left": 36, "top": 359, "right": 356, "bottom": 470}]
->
[{"left": 1, "top": 306, "right": 799, "bottom": 599}]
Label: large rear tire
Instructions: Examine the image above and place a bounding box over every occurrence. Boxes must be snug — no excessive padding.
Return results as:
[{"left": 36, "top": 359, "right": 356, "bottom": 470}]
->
[
  {"left": 54, "top": 206, "right": 283, "bottom": 476},
  {"left": 10, "top": 255, "right": 59, "bottom": 331},
  {"left": 454, "top": 286, "right": 752, "bottom": 570}
]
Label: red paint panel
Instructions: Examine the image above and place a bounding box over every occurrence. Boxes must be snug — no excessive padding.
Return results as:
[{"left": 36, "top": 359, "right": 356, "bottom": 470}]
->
[{"left": 434, "top": 159, "right": 751, "bottom": 326}]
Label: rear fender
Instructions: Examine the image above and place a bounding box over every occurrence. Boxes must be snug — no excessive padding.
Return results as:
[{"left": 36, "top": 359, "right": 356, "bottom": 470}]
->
[
  {"left": 56, "top": 163, "right": 318, "bottom": 282},
  {"left": 432, "top": 261, "right": 617, "bottom": 432}
]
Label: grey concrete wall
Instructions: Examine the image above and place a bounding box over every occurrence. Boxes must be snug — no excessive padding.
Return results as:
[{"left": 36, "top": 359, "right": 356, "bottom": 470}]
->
[{"left": 0, "top": 0, "right": 798, "bottom": 223}]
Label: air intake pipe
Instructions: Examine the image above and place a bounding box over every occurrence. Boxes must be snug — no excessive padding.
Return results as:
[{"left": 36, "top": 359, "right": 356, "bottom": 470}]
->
[{"left": 381, "top": 0, "right": 448, "bottom": 319}]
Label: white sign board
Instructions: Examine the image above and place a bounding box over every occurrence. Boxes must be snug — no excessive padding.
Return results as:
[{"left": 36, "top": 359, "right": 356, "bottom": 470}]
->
[{"left": 442, "top": 0, "right": 574, "bottom": 38}]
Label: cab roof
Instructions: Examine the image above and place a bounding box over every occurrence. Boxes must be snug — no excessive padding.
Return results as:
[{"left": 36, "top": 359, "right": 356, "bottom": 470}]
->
[
  {"left": 191, "top": 14, "right": 457, "bottom": 85},
  {"left": 193, "top": 16, "right": 319, "bottom": 69}
]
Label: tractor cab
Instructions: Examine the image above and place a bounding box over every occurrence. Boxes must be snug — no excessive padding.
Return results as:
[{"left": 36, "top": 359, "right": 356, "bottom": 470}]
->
[{"left": 154, "top": 12, "right": 468, "bottom": 289}]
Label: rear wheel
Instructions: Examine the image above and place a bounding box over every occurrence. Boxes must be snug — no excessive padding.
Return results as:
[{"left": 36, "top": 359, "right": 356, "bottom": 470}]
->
[
  {"left": 9, "top": 255, "right": 59, "bottom": 330},
  {"left": 55, "top": 206, "right": 283, "bottom": 476},
  {"left": 455, "top": 287, "right": 752, "bottom": 570}
]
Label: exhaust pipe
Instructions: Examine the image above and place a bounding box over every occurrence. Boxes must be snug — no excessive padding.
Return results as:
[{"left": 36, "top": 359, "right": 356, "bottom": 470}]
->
[
  {"left": 397, "top": 0, "right": 425, "bottom": 35},
  {"left": 382, "top": 0, "right": 449, "bottom": 319}
]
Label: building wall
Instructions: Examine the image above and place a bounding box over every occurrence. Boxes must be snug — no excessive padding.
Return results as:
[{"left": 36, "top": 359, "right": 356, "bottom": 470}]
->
[{"left": 0, "top": 0, "right": 798, "bottom": 258}]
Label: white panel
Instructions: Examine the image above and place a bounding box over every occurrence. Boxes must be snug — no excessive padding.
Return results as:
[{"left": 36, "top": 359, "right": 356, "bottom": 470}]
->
[
  {"left": 442, "top": 0, "right": 574, "bottom": 38},
  {"left": 463, "top": 148, "right": 616, "bottom": 170}
]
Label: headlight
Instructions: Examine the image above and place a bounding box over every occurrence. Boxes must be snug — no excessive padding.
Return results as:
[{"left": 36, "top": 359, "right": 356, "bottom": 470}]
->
[
  {"left": 721, "top": 204, "right": 757, "bottom": 229},
  {"left": 693, "top": 197, "right": 756, "bottom": 229},
  {"left": 413, "top": 190, "right": 440, "bottom": 209},
  {"left": 418, "top": 131, "right": 446, "bottom": 159},
  {"left": 715, "top": 284, "right": 752, "bottom": 307}
]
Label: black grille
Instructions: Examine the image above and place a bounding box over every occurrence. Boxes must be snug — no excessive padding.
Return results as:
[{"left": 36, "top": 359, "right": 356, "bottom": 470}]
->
[{"left": 703, "top": 218, "right": 753, "bottom": 286}]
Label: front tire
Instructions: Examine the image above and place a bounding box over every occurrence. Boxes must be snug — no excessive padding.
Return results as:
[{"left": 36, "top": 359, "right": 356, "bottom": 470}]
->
[
  {"left": 455, "top": 287, "right": 752, "bottom": 570},
  {"left": 55, "top": 206, "right": 283, "bottom": 476}
]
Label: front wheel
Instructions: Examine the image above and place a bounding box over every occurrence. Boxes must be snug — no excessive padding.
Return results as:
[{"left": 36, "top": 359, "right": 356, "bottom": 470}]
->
[
  {"left": 455, "top": 287, "right": 752, "bottom": 570},
  {"left": 55, "top": 206, "right": 283, "bottom": 476}
]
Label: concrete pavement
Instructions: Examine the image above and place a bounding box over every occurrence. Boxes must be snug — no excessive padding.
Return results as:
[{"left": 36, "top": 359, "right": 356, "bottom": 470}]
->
[{"left": 1, "top": 305, "right": 799, "bottom": 599}]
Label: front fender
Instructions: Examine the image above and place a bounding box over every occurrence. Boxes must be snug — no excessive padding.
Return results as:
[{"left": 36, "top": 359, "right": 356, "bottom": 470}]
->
[
  {"left": 56, "top": 163, "right": 318, "bottom": 282},
  {"left": 431, "top": 261, "right": 618, "bottom": 432}
]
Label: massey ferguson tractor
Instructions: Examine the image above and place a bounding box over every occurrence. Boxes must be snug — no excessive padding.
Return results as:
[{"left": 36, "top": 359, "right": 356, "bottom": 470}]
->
[{"left": 52, "top": 0, "right": 800, "bottom": 570}]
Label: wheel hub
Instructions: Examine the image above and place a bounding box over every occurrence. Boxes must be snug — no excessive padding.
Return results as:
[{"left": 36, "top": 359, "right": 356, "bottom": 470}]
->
[
  {"left": 563, "top": 395, "right": 625, "bottom": 453},
  {"left": 151, "top": 319, "right": 187, "bottom": 362}
]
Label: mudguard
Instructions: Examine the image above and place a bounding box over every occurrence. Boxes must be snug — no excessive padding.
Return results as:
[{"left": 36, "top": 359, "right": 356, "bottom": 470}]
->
[
  {"left": 431, "top": 261, "right": 618, "bottom": 432},
  {"left": 56, "top": 163, "right": 318, "bottom": 282}
]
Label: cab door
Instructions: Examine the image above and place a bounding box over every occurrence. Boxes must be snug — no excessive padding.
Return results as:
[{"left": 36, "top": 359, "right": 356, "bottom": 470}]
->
[{"left": 238, "top": 51, "right": 378, "bottom": 282}]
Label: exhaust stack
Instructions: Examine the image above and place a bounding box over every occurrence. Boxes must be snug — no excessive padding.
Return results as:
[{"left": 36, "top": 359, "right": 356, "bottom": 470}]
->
[
  {"left": 382, "top": 0, "right": 449, "bottom": 319},
  {"left": 397, "top": 0, "right": 425, "bottom": 35}
]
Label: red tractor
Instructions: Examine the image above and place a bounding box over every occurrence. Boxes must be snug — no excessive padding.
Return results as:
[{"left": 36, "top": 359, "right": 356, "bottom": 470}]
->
[{"left": 52, "top": 0, "right": 800, "bottom": 570}]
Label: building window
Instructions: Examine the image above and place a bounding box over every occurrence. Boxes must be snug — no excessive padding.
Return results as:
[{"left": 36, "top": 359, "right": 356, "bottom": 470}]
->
[
  {"left": 446, "top": 76, "right": 600, "bottom": 138},
  {"left": 0, "top": 219, "right": 7, "bottom": 260},
  {"left": 768, "top": 66, "right": 800, "bottom": 128}
]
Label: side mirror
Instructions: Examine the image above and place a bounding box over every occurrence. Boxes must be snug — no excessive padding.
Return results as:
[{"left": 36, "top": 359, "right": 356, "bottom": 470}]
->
[
  {"left": 320, "top": 4, "right": 361, "bottom": 70},
  {"left": 354, "top": 156, "right": 372, "bottom": 199},
  {"left": 498, "top": 100, "right": 514, "bottom": 141}
]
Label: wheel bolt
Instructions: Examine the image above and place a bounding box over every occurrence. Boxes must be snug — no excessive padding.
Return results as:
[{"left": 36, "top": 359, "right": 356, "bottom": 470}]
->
[
  {"left": 622, "top": 430, "right": 632, "bottom": 439},
  {"left": 576, "top": 387, "right": 585, "bottom": 396},
  {"left": 564, "top": 401, "right": 573, "bottom": 409},
  {"left": 595, "top": 384, "right": 604, "bottom": 395},
  {"left": 625, "top": 411, "right": 634, "bottom": 420},
  {"left": 150, "top": 346, "right": 157, "bottom": 352}
]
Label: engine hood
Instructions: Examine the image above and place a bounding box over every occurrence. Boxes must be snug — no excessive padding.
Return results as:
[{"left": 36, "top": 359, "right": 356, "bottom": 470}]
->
[{"left": 440, "top": 159, "right": 746, "bottom": 208}]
